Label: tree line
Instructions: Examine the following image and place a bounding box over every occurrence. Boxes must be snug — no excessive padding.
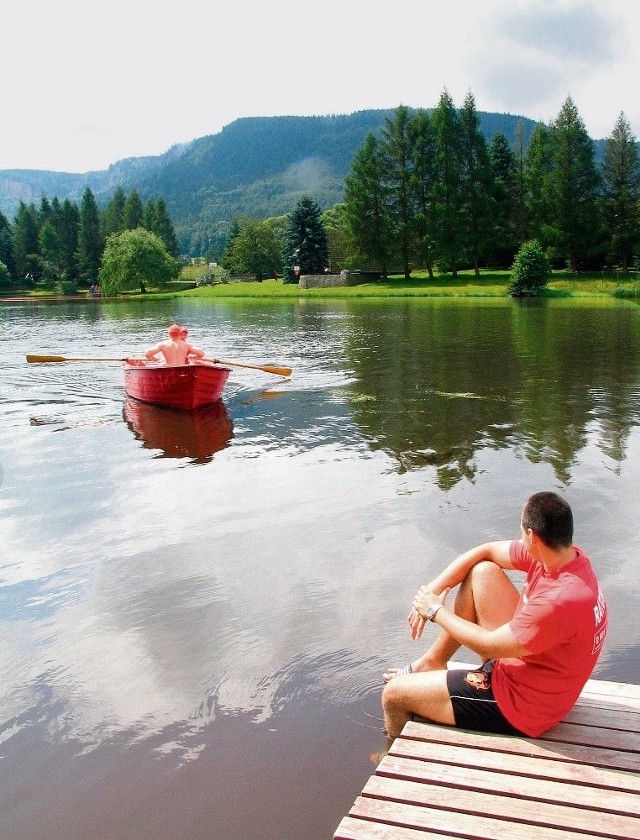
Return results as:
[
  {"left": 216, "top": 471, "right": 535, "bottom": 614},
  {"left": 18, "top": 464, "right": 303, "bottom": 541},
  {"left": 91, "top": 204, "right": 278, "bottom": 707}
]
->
[
  {"left": 0, "top": 186, "right": 179, "bottom": 291},
  {"left": 209, "top": 93, "right": 640, "bottom": 282},
  {"left": 343, "top": 92, "right": 640, "bottom": 278}
]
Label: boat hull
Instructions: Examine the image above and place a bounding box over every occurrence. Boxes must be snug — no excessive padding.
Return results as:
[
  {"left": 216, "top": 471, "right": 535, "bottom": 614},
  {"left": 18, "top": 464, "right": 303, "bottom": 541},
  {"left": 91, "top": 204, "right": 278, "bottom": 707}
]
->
[{"left": 122, "top": 361, "right": 230, "bottom": 410}]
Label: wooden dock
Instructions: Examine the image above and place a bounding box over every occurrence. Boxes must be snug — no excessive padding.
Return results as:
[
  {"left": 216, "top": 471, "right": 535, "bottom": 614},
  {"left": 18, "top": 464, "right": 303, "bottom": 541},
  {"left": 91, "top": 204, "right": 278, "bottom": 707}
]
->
[{"left": 334, "top": 674, "right": 640, "bottom": 839}]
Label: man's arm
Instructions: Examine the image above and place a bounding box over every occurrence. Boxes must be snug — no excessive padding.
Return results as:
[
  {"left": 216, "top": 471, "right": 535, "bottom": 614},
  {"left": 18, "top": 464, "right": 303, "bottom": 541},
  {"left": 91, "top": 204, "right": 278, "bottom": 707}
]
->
[
  {"left": 431, "top": 609, "right": 531, "bottom": 660},
  {"left": 426, "top": 540, "right": 515, "bottom": 595}
]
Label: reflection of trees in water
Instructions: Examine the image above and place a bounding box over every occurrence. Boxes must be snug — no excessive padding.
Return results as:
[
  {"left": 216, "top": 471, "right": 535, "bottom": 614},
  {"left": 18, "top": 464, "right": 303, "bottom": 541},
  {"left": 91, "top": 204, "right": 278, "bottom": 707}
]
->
[{"left": 346, "top": 301, "right": 640, "bottom": 487}]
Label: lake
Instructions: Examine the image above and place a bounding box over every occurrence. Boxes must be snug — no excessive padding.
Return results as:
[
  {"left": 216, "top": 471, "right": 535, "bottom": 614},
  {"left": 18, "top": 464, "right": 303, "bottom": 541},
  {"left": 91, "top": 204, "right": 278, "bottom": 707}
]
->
[{"left": 1, "top": 295, "right": 640, "bottom": 840}]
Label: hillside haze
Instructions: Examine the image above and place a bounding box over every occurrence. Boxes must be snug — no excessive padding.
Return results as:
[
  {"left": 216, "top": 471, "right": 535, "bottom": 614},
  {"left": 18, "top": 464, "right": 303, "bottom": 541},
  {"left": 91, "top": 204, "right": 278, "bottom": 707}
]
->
[{"left": 0, "top": 109, "right": 546, "bottom": 253}]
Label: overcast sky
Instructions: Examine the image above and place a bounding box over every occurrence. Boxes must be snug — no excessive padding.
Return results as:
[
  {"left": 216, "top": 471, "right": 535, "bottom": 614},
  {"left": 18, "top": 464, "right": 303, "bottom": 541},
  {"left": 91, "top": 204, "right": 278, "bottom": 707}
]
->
[{"left": 3, "top": 0, "right": 638, "bottom": 173}]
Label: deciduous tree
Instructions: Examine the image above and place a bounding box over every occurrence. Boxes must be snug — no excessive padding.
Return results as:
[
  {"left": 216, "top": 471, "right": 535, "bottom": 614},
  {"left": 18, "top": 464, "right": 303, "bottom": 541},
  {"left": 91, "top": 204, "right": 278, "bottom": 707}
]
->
[{"left": 99, "top": 228, "right": 177, "bottom": 294}]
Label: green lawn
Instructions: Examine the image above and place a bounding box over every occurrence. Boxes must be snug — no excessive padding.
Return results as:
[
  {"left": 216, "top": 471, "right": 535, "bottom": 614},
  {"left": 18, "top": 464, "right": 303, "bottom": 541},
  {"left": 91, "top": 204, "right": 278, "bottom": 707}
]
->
[{"left": 3, "top": 269, "right": 640, "bottom": 301}]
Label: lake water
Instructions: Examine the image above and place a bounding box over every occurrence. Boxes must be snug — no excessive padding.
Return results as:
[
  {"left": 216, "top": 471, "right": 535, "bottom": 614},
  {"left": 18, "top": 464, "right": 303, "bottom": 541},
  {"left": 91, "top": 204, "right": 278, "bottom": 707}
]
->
[{"left": 1, "top": 295, "right": 640, "bottom": 839}]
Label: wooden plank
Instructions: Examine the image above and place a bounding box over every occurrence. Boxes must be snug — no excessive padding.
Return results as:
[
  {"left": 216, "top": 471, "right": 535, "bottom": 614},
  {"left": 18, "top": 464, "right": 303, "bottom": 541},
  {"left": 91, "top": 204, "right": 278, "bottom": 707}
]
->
[
  {"left": 333, "top": 815, "right": 449, "bottom": 840},
  {"left": 347, "top": 795, "right": 614, "bottom": 840},
  {"left": 388, "top": 738, "right": 640, "bottom": 794},
  {"left": 377, "top": 754, "right": 640, "bottom": 816},
  {"left": 401, "top": 721, "right": 640, "bottom": 772},
  {"left": 363, "top": 775, "right": 640, "bottom": 838}
]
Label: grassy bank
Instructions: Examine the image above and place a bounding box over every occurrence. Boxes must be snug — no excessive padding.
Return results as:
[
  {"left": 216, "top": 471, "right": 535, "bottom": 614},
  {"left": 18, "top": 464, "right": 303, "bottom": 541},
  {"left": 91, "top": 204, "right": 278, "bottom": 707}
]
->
[
  {"left": 3, "top": 268, "right": 639, "bottom": 301},
  {"left": 174, "top": 268, "right": 640, "bottom": 300}
]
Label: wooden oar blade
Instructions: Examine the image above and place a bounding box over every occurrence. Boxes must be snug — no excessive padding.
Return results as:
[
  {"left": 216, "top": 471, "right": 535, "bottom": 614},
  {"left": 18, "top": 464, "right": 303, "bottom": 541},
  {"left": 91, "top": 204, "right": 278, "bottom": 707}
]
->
[
  {"left": 27, "top": 354, "right": 69, "bottom": 363},
  {"left": 259, "top": 364, "right": 292, "bottom": 377},
  {"left": 26, "top": 354, "right": 132, "bottom": 363},
  {"left": 204, "top": 357, "right": 292, "bottom": 377}
]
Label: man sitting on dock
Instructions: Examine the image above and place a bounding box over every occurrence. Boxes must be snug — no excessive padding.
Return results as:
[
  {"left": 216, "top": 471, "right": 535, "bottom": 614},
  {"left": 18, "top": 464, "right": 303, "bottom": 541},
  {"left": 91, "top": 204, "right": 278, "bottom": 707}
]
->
[
  {"left": 144, "top": 324, "right": 206, "bottom": 366},
  {"left": 382, "top": 491, "right": 608, "bottom": 739}
]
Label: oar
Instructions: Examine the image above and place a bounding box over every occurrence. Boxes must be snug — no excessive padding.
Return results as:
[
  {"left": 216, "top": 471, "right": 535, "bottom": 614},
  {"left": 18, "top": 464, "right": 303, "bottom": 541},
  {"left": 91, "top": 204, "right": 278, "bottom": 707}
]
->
[
  {"left": 204, "top": 357, "right": 292, "bottom": 377},
  {"left": 27, "top": 354, "right": 140, "bottom": 363}
]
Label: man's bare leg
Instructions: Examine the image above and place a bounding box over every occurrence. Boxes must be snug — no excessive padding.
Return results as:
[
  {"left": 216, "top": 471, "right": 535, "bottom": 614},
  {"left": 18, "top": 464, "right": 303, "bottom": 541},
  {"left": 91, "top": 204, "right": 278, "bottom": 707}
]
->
[
  {"left": 382, "top": 561, "right": 519, "bottom": 736},
  {"left": 384, "top": 560, "right": 519, "bottom": 677}
]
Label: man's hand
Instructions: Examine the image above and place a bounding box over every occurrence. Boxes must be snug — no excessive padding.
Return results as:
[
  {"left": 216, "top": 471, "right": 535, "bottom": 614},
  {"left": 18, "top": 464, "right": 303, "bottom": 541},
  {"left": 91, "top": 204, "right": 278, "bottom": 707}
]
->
[{"left": 407, "top": 586, "right": 450, "bottom": 640}]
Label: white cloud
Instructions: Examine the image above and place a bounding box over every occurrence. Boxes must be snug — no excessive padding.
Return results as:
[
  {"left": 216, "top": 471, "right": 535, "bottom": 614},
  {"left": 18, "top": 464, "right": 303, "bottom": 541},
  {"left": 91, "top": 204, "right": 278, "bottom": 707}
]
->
[{"left": 2, "top": 0, "right": 639, "bottom": 171}]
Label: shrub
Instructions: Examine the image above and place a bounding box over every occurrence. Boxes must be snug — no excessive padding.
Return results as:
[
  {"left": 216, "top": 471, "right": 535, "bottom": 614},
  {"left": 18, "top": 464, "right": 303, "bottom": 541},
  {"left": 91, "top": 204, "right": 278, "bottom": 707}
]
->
[
  {"left": 509, "top": 240, "right": 552, "bottom": 296},
  {"left": 59, "top": 280, "right": 78, "bottom": 296}
]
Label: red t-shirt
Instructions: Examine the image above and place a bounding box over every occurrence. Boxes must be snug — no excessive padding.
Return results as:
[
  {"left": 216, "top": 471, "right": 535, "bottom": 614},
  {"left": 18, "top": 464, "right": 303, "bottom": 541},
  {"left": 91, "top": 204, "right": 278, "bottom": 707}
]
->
[{"left": 492, "top": 540, "right": 608, "bottom": 737}]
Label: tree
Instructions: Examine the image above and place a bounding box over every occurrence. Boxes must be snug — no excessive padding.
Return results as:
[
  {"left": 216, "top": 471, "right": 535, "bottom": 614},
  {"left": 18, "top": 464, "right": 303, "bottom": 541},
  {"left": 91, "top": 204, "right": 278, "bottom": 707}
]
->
[
  {"left": 381, "top": 105, "right": 414, "bottom": 279},
  {"left": 0, "top": 211, "right": 16, "bottom": 281},
  {"left": 430, "top": 90, "right": 465, "bottom": 276},
  {"left": 225, "top": 217, "right": 283, "bottom": 278},
  {"left": 548, "top": 97, "right": 602, "bottom": 271},
  {"left": 99, "top": 228, "right": 178, "bottom": 295},
  {"left": 602, "top": 112, "right": 640, "bottom": 271},
  {"left": 142, "top": 197, "right": 179, "bottom": 257},
  {"left": 524, "top": 123, "right": 559, "bottom": 258},
  {"left": 0, "top": 261, "right": 10, "bottom": 288},
  {"left": 77, "top": 188, "right": 103, "bottom": 283},
  {"left": 59, "top": 198, "right": 79, "bottom": 280},
  {"left": 12, "top": 201, "right": 40, "bottom": 280},
  {"left": 123, "top": 189, "right": 143, "bottom": 230},
  {"left": 409, "top": 108, "right": 437, "bottom": 279},
  {"left": 344, "top": 133, "right": 392, "bottom": 278},
  {"left": 102, "top": 186, "right": 127, "bottom": 238},
  {"left": 281, "top": 196, "right": 329, "bottom": 283},
  {"left": 459, "top": 92, "right": 494, "bottom": 275},
  {"left": 489, "top": 132, "right": 519, "bottom": 266},
  {"left": 509, "top": 239, "right": 551, "bottom": 296}
]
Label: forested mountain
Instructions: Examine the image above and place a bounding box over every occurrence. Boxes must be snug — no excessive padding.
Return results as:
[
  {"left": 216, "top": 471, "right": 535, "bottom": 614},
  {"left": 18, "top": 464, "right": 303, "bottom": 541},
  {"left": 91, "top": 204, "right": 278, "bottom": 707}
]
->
[{"left": 0, "top": 109, "right": 601, "bottom": 256}]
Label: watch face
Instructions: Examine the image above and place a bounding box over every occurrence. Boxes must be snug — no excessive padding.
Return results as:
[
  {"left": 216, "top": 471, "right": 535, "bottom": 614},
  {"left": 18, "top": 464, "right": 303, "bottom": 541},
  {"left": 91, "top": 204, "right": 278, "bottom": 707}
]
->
[{"left": 427, "top": 607, "right": 435, "bottom": 619}]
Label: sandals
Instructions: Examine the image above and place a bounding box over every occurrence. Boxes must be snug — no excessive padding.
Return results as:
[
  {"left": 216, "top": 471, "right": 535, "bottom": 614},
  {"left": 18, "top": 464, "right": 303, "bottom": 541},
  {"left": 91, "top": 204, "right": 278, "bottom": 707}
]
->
[{"left": 383, "top": 663, "right": 413, "bottom": 682}]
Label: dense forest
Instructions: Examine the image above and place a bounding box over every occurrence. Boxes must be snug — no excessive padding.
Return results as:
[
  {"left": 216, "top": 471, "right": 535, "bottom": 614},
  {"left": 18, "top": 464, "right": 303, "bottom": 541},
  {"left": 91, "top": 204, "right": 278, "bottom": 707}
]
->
[{"left": 1, "top": 95, "right": 638, "bottom": 289}]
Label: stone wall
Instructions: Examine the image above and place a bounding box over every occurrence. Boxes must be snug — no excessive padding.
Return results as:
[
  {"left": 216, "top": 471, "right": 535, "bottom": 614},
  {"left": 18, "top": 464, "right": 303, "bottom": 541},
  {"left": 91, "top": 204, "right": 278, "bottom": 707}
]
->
[{"left": 299, "top": 271, "right": 359, "bottom": 289}]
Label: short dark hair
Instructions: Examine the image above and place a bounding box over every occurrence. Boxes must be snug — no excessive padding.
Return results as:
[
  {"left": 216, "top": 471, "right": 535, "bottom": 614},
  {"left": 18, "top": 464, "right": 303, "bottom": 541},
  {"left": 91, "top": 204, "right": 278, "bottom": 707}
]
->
[{"left": 521, "top": 492, "right": 573, "bottom": 549}]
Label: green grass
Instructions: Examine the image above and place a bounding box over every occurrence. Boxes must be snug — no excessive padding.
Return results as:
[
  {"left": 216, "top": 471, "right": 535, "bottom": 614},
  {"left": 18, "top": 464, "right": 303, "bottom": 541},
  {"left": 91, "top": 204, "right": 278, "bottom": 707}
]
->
[{"left": 3, "top": 268, "right": 640, "bottom": 301}]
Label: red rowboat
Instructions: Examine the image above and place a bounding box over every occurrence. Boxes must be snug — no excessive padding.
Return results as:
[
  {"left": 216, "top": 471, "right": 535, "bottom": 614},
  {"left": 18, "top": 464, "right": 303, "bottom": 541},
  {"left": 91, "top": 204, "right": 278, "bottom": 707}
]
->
[{"left": 122, "top": 360, "right": 231, "bottom": 410}]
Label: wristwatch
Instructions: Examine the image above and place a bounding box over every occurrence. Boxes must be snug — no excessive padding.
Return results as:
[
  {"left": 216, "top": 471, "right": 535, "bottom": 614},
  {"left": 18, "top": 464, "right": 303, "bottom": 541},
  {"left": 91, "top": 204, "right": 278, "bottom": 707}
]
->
[{"left": 426, "top": 605, "right": 442, "bottom": 622}]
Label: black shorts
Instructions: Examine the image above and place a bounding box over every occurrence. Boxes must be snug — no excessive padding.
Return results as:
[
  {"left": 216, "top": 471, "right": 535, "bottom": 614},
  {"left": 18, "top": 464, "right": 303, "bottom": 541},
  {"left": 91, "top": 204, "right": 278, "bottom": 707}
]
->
[{"left": 446, "top": 661, "right": 524, "bottom": 736}]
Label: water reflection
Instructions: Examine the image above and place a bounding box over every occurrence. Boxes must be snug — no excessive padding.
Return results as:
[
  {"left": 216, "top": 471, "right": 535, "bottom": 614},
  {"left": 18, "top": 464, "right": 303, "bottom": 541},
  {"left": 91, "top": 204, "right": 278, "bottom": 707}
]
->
[
  {"left": 344, "top": 299, "right": 640, "bottom": 487},
  {"left": 3, "top": 297, "right": 640, "bottom": 840},
  {"left": 123, "top": 398, "right": 234, "bottom": 464}
]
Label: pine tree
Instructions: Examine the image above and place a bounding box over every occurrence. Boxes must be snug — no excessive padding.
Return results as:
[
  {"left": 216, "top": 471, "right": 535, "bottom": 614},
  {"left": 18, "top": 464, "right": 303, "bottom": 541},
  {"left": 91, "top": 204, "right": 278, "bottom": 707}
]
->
[
  {"left": 409, "top": 109, "right": 437, "bottom": 278},
  {"left": 548, "top": 97, "right": 602, "bottom": 271},
  {"left": 145, "top": 197, "right": 179, "bottom": 257},
  {"left": 60, "top": 199, "right": 80, "bottom": 280},
  {"left": 77, "top": 188, "right": 103, "bottom": 283},
  {"left": 381, "top": 105, "right": 414, "bottom": 280},
  {"left": 344, "top": 133, "right": 392, "bottom": 278},
  {"left": 102, "top": 186, "right": 127, "bottom": 238},
  {"left": 123, "top": 189, "right": 143, "bottom": 230},
  {"left": 602, "top": 112, "right": 640, "bottom": 271},
  {"left": 489, "top": 132, "right": 518, "bottom": 266},
  {"left": 281, "top": 196, "right": 329, "bottom": 283},
  {"left": 459, "top": 92, "right": 494, "bottom": 275},
  {"left": 524, "top": 124, "right": 554, "bottom": 248},
  {"left": 430, "top": 89, "right": 465, "bottom": 276},
  {"left": 0, "top": 211, "right": 16, "bottom": 281},
  {"left": 12, "top": 201, "right": 40, "bottom": 279}
]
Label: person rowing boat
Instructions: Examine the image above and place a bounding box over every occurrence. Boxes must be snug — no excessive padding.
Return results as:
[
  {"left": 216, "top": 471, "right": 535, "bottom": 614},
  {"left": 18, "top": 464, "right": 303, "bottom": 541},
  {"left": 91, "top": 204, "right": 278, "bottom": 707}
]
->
[{"left": 144, "top": 324, "right": 206, "bottom": 366}]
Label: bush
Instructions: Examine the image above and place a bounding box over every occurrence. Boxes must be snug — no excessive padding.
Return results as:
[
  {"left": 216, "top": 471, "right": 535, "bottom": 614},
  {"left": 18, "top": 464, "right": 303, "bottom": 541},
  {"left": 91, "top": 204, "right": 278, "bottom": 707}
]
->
[
  {"left": 59, "top": 280, "right": 78, "bottom": 296},
  {"left": 509, "top": 240, "right": 552, "bottom": 296}
]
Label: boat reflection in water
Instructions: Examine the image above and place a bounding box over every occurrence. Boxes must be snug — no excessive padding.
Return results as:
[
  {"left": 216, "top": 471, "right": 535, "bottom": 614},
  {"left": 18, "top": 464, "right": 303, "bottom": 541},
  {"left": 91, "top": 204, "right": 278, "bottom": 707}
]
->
[{"left": 123, "top": 398, "right": 234, "bottom": 464}]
